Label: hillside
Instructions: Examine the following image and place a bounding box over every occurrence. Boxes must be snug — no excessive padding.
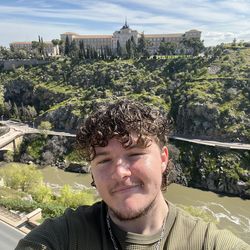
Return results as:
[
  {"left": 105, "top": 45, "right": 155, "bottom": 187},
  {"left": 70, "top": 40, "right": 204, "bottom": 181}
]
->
[
  {"left": 0, "top": 44, "right": 249, "bottom": 197},
  {"left": 0, "top": 45, "right": 249, "bottom": 142}
]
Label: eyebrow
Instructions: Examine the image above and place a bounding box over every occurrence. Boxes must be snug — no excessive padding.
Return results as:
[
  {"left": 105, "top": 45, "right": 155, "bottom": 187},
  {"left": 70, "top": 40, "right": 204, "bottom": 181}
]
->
[
  {"left": 93, "top": 144, "right": 144, "bottom": 158},
  {"left": 94, "top": 151, "right": 110, "bottom": 158}
]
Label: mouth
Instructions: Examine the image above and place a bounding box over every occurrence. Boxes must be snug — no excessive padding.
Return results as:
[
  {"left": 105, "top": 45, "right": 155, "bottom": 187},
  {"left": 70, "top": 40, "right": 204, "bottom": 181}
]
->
[{"left": 111, "top": 184, "right": 142, "bottom": 194}]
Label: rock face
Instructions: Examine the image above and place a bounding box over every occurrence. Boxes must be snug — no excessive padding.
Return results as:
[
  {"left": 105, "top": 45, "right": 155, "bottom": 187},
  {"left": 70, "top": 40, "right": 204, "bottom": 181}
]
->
[
  {"left": 35, "top": 104, "right": 83, "bottom": 131},
  {"left": 65, "top": 163, "right": 90, "bottom": 173},
  {"left": 18, "top": 134, "right": 76, "bottom": 166},
  {"left": 172, "top": 141, "right": 250, "bottom": 198},
  {"left": 171, "top": 78, "right": 250, "bottom": 143},
  {"left": 176, "top": 102, "right": 221, "bottom": 137},
  {"left": 4, "top": 77, "right": 71, "bottom": 119}
]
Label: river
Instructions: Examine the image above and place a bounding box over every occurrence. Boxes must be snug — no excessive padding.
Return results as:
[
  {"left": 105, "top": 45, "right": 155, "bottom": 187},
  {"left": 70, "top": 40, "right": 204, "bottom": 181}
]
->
[{"left": 40, "top": 166, "right": 250, "bottom": 244}]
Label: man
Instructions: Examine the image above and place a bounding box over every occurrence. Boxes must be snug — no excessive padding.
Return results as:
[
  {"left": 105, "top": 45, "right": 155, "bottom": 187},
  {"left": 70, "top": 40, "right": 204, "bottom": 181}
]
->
[{"left": 16, "top": 99, "right": 249, "bottom": 250}]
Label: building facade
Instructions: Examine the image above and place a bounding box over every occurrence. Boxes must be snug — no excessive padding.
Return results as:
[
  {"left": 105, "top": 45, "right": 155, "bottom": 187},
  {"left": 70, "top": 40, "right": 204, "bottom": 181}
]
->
[{"left": 60, "top": 22, "right": 201, "bottom": 55}]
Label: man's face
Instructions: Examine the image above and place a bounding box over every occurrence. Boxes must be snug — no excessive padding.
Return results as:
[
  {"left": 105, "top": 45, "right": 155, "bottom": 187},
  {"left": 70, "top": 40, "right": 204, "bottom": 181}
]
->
[{"left": 90, "top": 136, "right": 168, "bottom": 220}]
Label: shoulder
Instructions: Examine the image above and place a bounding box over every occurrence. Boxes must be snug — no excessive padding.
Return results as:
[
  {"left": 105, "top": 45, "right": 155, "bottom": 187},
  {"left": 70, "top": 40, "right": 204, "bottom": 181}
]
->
[
  {"left": 169, "top": 202, "right": 208, "bottom": 229},
  {"left": 64, "top": 200, "right": 103, "bottom": 222},
  {"left": 204, "top": 223, "right": 250, "bottom": 250},
  {"left": 15, "top": 201, "right": 104, "bottom": 250},
  {"left": 167, "top": 202, "right": 250, "bottom": 249}
]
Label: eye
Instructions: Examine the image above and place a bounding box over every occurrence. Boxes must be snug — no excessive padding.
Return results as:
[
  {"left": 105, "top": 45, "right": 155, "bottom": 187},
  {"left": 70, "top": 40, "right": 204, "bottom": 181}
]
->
[
  {"left": 97, "top": 158, "right": 111, "bottom": 165},
  {"left": 128, "top": 152, "right": 145, "bottom": 157}
]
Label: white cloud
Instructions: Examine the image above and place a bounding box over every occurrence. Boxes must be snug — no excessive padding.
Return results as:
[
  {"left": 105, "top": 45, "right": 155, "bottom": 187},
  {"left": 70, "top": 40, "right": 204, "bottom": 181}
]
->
[
  {"left": 0, "top": 20, "right": 92, "bottom": 46},
  {"left": 0, "top": 0, "right": 249, "bottom": 47}
]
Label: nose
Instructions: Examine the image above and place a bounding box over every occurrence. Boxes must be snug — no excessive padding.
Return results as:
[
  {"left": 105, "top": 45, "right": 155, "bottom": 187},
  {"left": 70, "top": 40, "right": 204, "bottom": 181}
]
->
[{"left": 111, "top": 158, "right": 131, "bottom": 180}]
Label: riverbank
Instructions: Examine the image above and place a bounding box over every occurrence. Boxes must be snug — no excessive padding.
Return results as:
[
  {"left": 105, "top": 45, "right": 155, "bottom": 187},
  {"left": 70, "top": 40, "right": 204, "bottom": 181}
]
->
[{"left": 39, "top": 166, "right": 250, "bottom": 244}]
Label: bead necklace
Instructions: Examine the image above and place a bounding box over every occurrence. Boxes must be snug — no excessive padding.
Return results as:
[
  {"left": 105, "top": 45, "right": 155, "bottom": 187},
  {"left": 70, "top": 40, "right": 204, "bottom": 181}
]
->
[{"left": 106, "top": 212, "right": 166, "bottom": 250}]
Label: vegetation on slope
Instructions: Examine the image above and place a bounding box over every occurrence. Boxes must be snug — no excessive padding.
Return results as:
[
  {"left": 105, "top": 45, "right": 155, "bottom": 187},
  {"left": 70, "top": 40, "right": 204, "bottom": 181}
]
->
[
  {"left": 0, "top": 43, "right": 249, "bottom": 141},
  {"left": 0, "top": 163, "right": 96, "bottom": 219},
  {"left": 0, "top": 42, "right": 249, "bottom": 197}
]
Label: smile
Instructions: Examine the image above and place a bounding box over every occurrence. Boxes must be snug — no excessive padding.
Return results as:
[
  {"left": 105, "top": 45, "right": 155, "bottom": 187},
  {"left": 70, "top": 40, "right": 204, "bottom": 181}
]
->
[{"left": 111, "top": 184, "right": 142, "bottom": 194}]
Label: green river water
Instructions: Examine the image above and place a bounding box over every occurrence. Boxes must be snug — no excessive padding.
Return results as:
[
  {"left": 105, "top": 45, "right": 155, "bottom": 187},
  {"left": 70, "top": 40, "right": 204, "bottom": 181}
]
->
[{"left": 40, "top": 166, "right": 250, "bottom": 244}]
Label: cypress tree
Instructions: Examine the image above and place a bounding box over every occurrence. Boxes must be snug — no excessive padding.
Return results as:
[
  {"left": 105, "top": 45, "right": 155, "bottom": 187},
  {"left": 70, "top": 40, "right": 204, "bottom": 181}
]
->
[
  {"left": 117, "top": 40, "right": 122, "bottom": 57},
  {"left": 64, "top": 35, "right": 70, "bottom": 55}
]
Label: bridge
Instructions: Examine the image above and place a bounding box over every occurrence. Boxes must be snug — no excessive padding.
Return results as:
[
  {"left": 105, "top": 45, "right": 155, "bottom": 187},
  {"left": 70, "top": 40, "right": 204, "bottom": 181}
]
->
[
  {"left": 170, "top": 136, "right": 250, "bottom": 151},
  {"left": 0, "top": 120, "right": 250, "bottom": 151},
  {"left": 0, "top": 120, "right": 75, "bottom": 152}
]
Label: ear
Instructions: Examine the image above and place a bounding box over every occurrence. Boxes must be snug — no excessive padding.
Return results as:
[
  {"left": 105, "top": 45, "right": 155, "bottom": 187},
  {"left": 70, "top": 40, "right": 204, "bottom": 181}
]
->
[
  {"left": 90, "top": 172, "right": 96, "bottom": 187},
  {"left": 161, "top": 146, "right": 169, "bottom": 173}
]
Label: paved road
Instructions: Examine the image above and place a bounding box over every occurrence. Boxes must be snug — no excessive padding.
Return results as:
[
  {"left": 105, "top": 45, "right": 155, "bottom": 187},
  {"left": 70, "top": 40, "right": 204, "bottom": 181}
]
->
[
  {"left": 0, "top": 221, "right": 25, "bottom": 250},
  {"left": 1, "top": 120, "right": 250, "bottom": 151}
]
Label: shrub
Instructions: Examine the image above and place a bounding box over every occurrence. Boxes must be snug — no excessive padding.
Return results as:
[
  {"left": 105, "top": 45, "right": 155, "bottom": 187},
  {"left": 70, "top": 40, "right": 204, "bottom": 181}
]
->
[
  {"left": 26, "top": 137, "right": 46, "bottom": 159},
  {"left": 0, "top": 163, "right": 43, "bottom": 192},
  {"left": 56, "top": 184, "right": 95, "bottom": 208},
  {"left": 31, "top": 184, "right": 53, "bottom": 203},
  {"left": 0, "top": 198, "right": 66, "bottom": 218},
  {"left": 3, "top": 151, "right": 14, "bottom": 162},
  {"left": 0, "top": 198, "right": 37, "bottom": 213},
  {"left": 38, "top": 121, "right": 53, "bottom": 131}
]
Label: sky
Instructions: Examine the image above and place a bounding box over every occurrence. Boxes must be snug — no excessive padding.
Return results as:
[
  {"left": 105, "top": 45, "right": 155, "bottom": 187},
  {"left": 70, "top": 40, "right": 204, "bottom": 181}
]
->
[{"left": 0, "top": 0, "right": 249, "bottom": 47}]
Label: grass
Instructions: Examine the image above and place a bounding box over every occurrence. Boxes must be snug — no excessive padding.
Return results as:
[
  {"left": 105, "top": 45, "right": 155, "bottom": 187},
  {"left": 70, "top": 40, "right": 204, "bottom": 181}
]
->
[{"left": 0, "top": 186, "right": 27, "bottom": 199}]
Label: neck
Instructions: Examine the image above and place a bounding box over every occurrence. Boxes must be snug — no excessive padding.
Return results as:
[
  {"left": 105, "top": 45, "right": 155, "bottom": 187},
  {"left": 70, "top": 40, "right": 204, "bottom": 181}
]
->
[{"left": 108, "top": 193, "right": 168, "bottom": 235}]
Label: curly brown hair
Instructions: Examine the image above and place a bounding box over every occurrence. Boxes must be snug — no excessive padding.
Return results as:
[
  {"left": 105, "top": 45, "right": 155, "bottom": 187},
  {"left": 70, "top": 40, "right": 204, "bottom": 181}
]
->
[{"left": 76, "top": 99, "right": 172, "bottom": 189}]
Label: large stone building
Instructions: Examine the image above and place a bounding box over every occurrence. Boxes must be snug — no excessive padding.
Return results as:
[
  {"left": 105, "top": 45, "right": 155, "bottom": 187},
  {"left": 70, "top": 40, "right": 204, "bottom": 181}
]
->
[
  {"left": 9, "top": 41, "right": 59, "bottom": 56},
  {"left": 61, "top": 22, "right": 201, "bottom": 55}
]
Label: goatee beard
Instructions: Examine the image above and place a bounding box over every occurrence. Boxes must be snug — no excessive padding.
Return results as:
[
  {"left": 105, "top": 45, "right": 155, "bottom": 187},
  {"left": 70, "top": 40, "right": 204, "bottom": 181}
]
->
[{"left": 108, "top": 196, "right": 157, "bottom": 221}]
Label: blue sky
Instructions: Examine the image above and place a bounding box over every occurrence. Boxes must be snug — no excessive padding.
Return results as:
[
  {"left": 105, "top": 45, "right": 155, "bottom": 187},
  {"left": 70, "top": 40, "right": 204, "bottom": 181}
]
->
[{"left": 0, "top": 0, "right": 249, "bottom": 47}]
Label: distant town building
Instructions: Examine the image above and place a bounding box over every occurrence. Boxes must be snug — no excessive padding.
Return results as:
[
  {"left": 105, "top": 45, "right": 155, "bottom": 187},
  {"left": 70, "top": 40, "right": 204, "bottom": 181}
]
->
[
  {"left": 60, "top": 22, "right": 201, "bottom": 55},
  {"left": 9, "top": 41, "right": 59, "bottom": 56}
]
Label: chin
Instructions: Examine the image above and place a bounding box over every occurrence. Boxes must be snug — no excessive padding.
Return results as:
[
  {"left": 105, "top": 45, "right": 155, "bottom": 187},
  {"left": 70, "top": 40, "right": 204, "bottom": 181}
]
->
[{"left": 110, "top": 199, "right": 154, "bottom": 221}]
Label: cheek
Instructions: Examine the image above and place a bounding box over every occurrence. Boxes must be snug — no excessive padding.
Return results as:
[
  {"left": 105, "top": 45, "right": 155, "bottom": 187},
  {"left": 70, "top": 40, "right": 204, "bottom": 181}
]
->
[
  {"left": 133, "top": 157, "right": 160, "bottom": 177},
  {"left": 91, "top": 168, "right": 111, "bottom": 189},
  {"left": 139, "top": 156, "right": 161, "bottom": 171}
]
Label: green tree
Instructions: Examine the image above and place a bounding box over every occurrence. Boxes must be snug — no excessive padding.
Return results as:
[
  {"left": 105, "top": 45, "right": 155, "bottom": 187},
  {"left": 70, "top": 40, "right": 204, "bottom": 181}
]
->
[
  {"left": 232, "top": 38, "right": 237, "bottom": 47},
  {"left": 158, "top": 42, "right": 177, "bottom": 55},
  {"left": 181, "top": 38, "right": 205, "bottom": 56},
  {"left": 12, "top": 102, "right": 20, "bottom": 119},
  {"left": 0, "top": 46, "right": 13, "bottom": 59},
  {"left": 0, "top": 84, "right": 4, "bottom": 114},
  {"left": 137, "top": 33, "right": 149, "bottom": 57},
  {"left": 0, "top": 163, "right": 43, "bottom": 192},
  {"left": 137, "top": 33, "right": 146, "bottom": 52},
  {"left": 131, "top": 36, "right": 137, "bottom": 57},
  {"left": 3, "top": 101, "right": 12, "bottom": 118},
  {"left": 64, "top": 35, "right": 70, "bottom": 55},
  {"left": 126, "top": 39, "right": 132, "bottom": 58},
  {"left": 69, "top": 40, "right": 79, "bottom": 58},
  {"left": 79, "top": 41, "right": 86, "bottom": 59},
  {"left": 57, "top": 185, "right": 95, "bottom": 208},
  {"left": 31, "top": 183, "right": 53, "bottom": 203},
  {"left": 3, "top": 151, "right": 14, "bottom": 162},
  {"left": 58, "top": 40, "right": 64, "bottom": 55},
  {"left": 51, "top": 39, "right": 60, "bottom": 46},
  {"left": 38, "top": 121, "right": 53, "bottom": 131},
  {"left": 116, "top": 40, "right": 122, "bottom": 57},
  {"left": 14, "top": 49, "right": 28, "bottom": 59},
  {"left": 38, "top": 36, "right": 45, "bottom": 56},
  {"left": 31, "top": 41, "right": 40, "bottom": 52}
]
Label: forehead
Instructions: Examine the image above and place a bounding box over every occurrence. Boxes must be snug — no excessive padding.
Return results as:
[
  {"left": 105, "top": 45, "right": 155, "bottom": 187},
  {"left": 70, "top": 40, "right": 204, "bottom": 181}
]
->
[
  {"left": 94, "top": 137, "right": 141, "bottom": 152},
  {"left": 93, "top": 135, "right": 160, "bottom": 155}
]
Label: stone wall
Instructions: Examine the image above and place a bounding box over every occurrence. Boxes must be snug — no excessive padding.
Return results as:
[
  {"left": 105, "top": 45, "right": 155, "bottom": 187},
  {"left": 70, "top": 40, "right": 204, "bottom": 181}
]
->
[{"left": 2, "top": 59, "right": 49, "bottom": 70}]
